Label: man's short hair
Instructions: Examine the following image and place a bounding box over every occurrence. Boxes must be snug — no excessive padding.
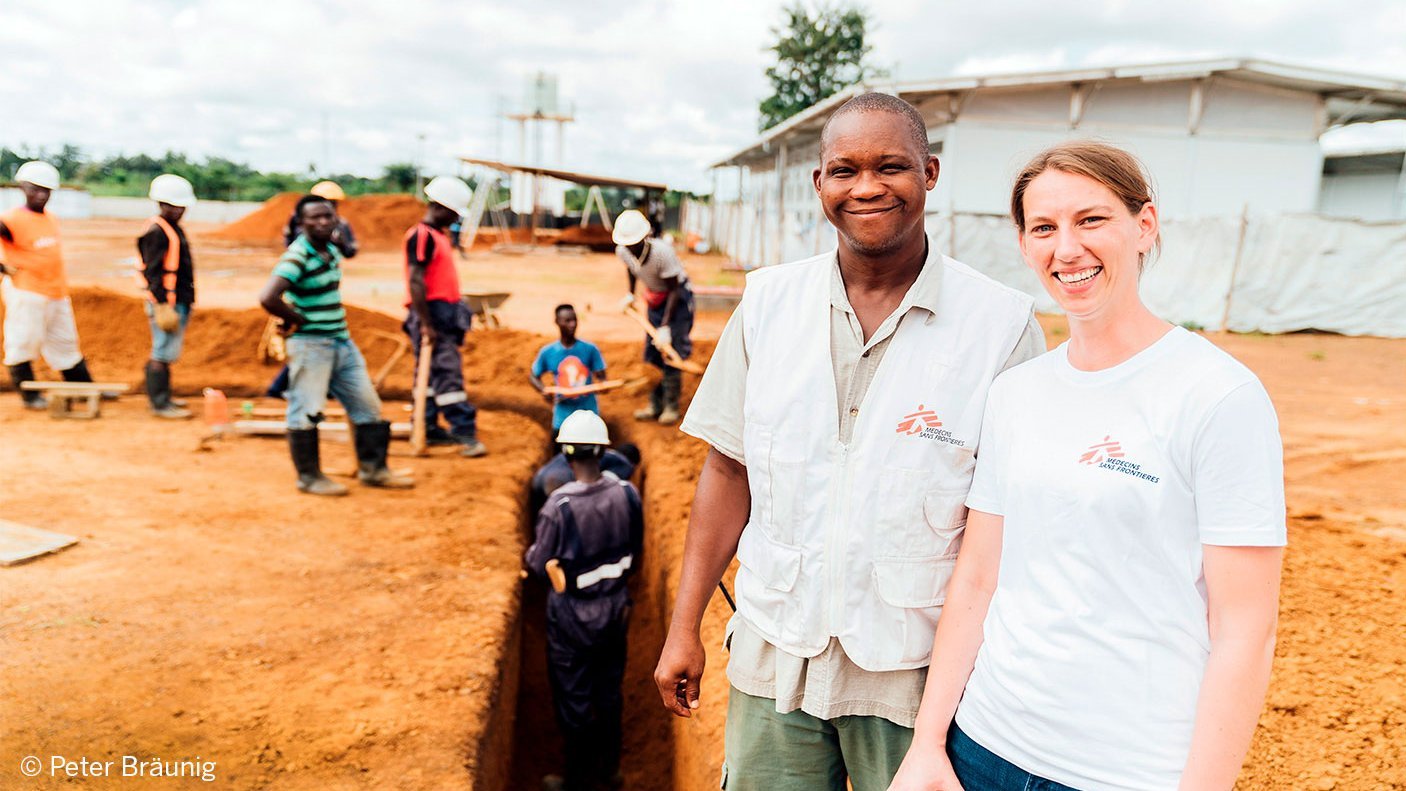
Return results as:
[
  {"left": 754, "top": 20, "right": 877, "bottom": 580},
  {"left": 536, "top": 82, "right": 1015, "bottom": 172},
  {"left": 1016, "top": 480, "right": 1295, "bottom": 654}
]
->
[
  {"left": 820, "top": 92, "right": 930, "bottom": 161},
  {"left": 296, "top": 194, "right": 334, "bottom": 219},
  {"left": 555, "top": 303, "right": 575, "bottom": 316}
]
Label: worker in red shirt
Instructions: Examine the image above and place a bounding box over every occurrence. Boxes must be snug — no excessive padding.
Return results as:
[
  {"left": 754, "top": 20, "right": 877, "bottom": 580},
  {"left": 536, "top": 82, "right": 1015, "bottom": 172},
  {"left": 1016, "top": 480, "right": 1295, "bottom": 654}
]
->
[{"left": 403, "top": 176, "right": 486, "bottom": 457}]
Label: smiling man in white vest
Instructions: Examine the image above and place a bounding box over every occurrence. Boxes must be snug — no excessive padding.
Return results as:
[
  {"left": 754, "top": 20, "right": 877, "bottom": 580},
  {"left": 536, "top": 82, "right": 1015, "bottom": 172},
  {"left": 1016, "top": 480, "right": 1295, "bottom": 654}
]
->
[{"left": 653, "top": 93, "right": 1046, "bottom": 790}]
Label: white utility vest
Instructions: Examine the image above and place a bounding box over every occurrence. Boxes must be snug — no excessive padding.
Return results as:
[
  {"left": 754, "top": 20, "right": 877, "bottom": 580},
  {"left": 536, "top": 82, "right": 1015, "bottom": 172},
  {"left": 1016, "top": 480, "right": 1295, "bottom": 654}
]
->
[{"left": 735, "top": 251, "right": 1034, "bottom": 671}]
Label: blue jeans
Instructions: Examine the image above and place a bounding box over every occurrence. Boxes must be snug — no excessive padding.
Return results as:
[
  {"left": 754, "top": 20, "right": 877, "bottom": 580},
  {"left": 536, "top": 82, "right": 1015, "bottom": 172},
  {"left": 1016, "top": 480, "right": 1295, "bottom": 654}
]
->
[
  {"left": 948, "top": 723, "right": 1077, "bottom": 791},
  {"left": 285, "top": 335, "right": 383, "bottom": 430},
  {"left": 143, "top": 302, "right": 190, "bottom": 363}
]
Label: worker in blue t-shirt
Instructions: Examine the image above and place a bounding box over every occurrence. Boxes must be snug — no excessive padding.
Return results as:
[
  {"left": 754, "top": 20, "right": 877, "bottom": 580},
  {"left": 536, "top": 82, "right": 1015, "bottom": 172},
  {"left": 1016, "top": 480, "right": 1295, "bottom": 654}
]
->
[{"left": 530, "top": 304, "right": 607, "bottom": 430}]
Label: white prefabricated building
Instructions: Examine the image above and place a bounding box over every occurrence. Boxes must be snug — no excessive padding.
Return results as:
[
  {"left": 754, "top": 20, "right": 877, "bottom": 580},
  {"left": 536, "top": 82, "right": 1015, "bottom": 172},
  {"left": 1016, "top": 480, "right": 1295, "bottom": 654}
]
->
[{"left": 697, "top": 58, "right": 1406, "bottom": 336}]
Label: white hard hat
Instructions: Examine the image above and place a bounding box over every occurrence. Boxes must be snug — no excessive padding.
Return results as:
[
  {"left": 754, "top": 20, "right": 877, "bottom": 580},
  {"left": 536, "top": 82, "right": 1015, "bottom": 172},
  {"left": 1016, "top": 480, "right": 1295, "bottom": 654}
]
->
[
  {"left": 423, "top": 176, "right": 472, "bottom": 217},
  {"left": 310, "top": 180, "right": 346, "bottom": 201},
  {"left": 556, "top": 410, "right": 610, "bottom": 446},
  {"left": 149, "top": 174, "right": 197, "bottom": 207},
  {"left": 612, "top": 209, "right": 651, "bottom": 246},
  {"left": 15, "top": 161, "right": 60, "bottom": 190}
]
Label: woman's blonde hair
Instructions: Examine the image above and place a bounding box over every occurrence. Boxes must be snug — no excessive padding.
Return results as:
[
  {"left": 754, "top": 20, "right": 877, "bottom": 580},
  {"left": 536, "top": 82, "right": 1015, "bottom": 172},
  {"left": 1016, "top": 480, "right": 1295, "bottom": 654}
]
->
[{"left": 1010, "top": 140, "right": 1160, "bottom": 265}]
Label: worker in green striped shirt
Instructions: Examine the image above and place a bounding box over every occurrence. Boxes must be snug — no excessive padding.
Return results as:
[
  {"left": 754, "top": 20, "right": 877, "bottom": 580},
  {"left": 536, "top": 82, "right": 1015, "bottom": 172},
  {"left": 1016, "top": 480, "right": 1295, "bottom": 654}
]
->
[{"left": 259, "top": 195, "right": 414, "bottom": 496}]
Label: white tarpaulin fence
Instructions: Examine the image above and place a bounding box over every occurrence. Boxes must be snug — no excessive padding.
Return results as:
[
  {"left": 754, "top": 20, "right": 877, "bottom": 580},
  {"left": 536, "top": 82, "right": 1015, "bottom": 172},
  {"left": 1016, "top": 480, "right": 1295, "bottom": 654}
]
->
[{"left": 685, "top": 199, "right": 1406, "bottom": 337}]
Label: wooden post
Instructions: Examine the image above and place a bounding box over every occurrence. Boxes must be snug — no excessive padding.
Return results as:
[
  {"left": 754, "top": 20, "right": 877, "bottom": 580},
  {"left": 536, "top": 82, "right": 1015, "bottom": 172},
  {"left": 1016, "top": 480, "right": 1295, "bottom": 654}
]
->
[
  {"left": 709, "top": 168, "right": 720, "bottom": 250},
  {"left": 1219, "top": 203, "right": 1251, "bottom": 333},
  {"left": 774, "top": 142, "right": 788, "bottom": 266},
  {"left": 410, "top": 337, "right": 433, "bottom": 455}
]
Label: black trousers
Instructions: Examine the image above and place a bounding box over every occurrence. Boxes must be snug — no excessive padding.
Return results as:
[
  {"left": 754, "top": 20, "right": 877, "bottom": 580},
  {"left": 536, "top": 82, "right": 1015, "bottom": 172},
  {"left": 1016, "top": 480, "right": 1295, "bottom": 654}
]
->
[
  {"left": 546, "top": 593, "right": 630, "bottom": 789},
  {"left": 403, "top": 299, "right": 477, "bottom": 437}
]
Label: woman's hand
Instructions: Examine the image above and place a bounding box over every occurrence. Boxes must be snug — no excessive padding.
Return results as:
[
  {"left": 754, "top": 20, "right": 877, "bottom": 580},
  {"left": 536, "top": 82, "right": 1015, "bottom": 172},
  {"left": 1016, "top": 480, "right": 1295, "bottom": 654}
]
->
[{"left": 887, "top": 747, "right": 964, "bottom": 791}]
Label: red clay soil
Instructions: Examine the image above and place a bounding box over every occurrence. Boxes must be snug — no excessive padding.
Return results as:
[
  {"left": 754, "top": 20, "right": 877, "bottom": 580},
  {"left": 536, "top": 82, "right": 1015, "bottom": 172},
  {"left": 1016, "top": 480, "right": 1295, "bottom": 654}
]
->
[
  {"left": 207, "top": 192, "right": 301, "bottom": 246},
  {"left": 2, "top": 288, "right": 1402, "bottom": 790},
  {"left": 0, "top": 291, "right": 553, "bottom": 790},
  {"left": 209, "top": 193, "right": 427, "bottom": 251}
]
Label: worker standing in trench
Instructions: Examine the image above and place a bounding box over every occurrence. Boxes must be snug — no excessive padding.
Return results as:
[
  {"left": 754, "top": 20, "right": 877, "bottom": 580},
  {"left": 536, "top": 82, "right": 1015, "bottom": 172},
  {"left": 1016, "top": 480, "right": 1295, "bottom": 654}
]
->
[
  {"left": 653, "top": 94, "right": 1045, "bottom": 790},
  {"left": 614, "top": 209, "right": 693, "bottom": 425},
  {"left": 137, "top": 174, "right": 199, "bottom": 420},
  {"left": 530, "top": 303, "right": 609, "bottom": 432},
  {"left": 525, "top": 411, "right": 644, "bottom": 791},
  {"left": 1, "top": 161, "right": 104, "bottom": 409},
  {"left": 402, "top": 176, "right": 487, "bottom": 457},
  {"left": 258, "top": 195, "right": 414, "bottom": 496}
]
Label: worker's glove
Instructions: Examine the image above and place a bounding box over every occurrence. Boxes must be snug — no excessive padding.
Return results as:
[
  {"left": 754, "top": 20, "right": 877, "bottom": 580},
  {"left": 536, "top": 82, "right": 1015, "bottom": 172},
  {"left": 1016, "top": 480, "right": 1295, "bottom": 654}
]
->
[
  {"left": 154, "top": 303, "right": 181, "bottom": 333},
  {"left": 655, "top": 326, "right": 673, "bottom": 348},
  {"left": 618, "top": 293, "right": 635, "bottom": 311}
]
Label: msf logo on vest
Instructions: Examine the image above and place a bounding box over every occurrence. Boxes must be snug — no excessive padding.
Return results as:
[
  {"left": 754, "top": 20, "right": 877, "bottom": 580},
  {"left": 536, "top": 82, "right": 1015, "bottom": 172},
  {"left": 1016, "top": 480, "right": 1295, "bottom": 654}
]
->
[
  {"left": 1079, "top": 435, "right": 1160, "bottom": 483},
  {"left": 896, "top": 405, "right": 966, "bottom": 447}
]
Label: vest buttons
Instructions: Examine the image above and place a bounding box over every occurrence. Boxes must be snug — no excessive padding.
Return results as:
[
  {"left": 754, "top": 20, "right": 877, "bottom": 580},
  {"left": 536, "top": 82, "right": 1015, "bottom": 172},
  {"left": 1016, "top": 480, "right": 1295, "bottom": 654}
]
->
[{"left": 849, "top": 406, "right": 859, "bottom": 416}]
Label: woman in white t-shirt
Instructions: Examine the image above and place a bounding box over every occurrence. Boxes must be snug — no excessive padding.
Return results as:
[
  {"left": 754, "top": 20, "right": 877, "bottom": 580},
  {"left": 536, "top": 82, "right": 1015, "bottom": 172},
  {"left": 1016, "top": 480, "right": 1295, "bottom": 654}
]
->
[{"left": 889, "top": 141, "right": 1286, "bottom": 791}]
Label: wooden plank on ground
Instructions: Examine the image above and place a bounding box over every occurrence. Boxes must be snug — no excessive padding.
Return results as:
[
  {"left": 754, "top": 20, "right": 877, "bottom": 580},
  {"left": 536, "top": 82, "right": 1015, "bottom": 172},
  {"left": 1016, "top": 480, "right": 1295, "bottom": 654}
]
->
[
  {"left": 0, "top": 519, "right": 79, "bottom": 566},
  {"left": 232, "top": 420, "right": 411, "bottom": 439},
  {"left": 20, "top": 381, "right": 130, "bottom": 393}
]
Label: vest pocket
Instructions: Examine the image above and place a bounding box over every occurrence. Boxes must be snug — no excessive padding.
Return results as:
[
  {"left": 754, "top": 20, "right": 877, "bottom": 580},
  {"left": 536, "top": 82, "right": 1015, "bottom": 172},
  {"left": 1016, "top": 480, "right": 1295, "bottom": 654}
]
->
[
  {"left": 871, "top": 555, "right": 957, "bottom": 608},
  {"left": 765, "top": 458, "right": 806, "bottom": 545},
  {"left": 736, "top": 525, "right": 802, "bottom": 592},
  {"left": 923, "top": 488, "right": 969, "bottom": 544}
]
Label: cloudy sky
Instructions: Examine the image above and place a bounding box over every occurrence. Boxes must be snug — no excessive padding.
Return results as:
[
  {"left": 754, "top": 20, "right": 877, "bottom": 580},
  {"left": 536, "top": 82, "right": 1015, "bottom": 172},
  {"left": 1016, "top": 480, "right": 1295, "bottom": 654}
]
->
[{"left": 2, "top": 0, "right": 1403, "bottom": 193}]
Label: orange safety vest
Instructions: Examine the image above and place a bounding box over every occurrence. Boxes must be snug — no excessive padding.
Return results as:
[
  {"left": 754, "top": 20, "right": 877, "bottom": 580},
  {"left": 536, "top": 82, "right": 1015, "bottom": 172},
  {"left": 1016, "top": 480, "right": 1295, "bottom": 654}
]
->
[
  {"left": 0, "top": 206, "right": 66, "bottom": 299},
  {"left": 136, "top": 216, "right": 181, "bottom": 305}
]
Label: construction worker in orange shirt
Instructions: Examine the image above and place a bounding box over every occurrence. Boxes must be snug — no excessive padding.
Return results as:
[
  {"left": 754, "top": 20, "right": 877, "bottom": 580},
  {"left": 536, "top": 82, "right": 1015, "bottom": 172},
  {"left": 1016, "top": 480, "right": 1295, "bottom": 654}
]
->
[{"left": 1, "top": 161, "right": 99, "bottom": 409}]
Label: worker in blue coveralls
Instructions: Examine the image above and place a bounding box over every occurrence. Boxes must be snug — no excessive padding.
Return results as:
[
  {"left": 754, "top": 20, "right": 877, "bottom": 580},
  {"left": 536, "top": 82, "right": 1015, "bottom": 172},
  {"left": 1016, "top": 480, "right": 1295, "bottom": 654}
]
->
[{"left": 524, "top": 410, "right": 643, "bottom": 791}]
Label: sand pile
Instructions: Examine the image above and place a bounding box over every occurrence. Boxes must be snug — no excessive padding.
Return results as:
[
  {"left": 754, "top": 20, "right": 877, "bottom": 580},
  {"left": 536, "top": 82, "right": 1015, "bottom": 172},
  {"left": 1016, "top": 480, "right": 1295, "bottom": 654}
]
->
[
  {"left": 210, "top": 192, "right": 427, "bottom": 251},
  {"left": 207, "top": 192, "right": 301, "bottom": 246},
  {"left": 337, "top": 194, "right": 426, "bottom": 248}
]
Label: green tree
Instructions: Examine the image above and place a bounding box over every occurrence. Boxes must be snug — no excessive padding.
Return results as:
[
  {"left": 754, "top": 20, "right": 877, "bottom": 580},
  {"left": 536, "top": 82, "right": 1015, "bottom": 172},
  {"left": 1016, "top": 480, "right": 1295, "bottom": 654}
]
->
[
  {"left": 758, "top": 2, "right": 887, "bottom": 131},
  {"left": 381, "top": 162, "right": 418, "bottom": 193}
]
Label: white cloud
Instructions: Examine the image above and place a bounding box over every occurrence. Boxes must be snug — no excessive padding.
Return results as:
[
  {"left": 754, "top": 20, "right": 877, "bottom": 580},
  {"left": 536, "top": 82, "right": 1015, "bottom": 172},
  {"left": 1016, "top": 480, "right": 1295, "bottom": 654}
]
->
[{"left": 0, "top": 0, "right": 1402, "bottom": 194}]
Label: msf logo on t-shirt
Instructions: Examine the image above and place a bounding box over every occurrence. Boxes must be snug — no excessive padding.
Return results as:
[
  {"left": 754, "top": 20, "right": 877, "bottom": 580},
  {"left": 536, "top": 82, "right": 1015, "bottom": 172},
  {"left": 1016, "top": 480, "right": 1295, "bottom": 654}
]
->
[
  {"left": 1079, "top": 435, "right": 1160, "bottom": 483},
  {"left": 896, "top": 405, "right": 966, "bottom": 447}
]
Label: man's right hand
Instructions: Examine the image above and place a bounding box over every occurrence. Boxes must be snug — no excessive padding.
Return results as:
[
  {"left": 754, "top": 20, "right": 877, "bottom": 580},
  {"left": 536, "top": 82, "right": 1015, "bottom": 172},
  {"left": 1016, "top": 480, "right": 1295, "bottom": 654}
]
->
[
  {"left": 654, "top": 627, "right": 706, "bottom": 718},
  {"left": 886, "top": 746, "right": 964, "bottom": 791},
  {"left": 420, "top": 325, "right": 438, "bottom": 348}
]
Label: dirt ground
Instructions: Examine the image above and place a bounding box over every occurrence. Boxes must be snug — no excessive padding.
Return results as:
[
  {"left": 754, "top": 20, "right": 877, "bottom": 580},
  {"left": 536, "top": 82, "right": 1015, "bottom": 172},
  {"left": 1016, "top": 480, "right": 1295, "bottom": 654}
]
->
[{"left": 0, "top": 217, "right": 1402, "bottom": 790}]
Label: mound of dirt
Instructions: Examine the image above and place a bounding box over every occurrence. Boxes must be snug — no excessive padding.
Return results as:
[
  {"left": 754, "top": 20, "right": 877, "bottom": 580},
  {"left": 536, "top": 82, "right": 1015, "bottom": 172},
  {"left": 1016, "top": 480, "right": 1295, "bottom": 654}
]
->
[
  {"left": 210, "top": 193, "right": 427, "bottom": 251},
  {"left": 207, "top": 192, "right": 301, "bottom": 246},
  {"left": 337, "top": 194, "right": 426, "bottom": 249}
]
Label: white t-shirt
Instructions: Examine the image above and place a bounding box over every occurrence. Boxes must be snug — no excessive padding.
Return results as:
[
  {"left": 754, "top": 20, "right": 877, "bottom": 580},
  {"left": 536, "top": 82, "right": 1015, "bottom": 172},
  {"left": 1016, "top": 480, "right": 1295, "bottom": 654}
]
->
[{"left": 956, "top": 327, "right": 1286, "bottom": 791}]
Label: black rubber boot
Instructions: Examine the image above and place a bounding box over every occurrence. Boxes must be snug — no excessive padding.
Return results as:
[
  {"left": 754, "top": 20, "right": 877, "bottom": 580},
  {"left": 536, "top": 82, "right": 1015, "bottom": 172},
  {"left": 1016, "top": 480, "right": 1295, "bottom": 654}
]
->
[
  {"left": 633, "top": 379, "right": 663, "bottom": 421},
  {"left": 8, "top": 362, "right": 47, "bottom": 410},
  {"left": 351, "top": 421, "right": 413, "bottom": 488},
  {"left": 60, "top": 358, "right": 93, "bottom": 382},
  {"left": 60, "top": 357, "right": 120, "bottom": 400},
  {"left": 658, "top": 368, "right": 682, "bottom": 425},
  {"left": 146, "top": 361, "right": 191, "bottom": 419},
  {"left": 288, "top": 427, "right": 348, "bottom": 496}
]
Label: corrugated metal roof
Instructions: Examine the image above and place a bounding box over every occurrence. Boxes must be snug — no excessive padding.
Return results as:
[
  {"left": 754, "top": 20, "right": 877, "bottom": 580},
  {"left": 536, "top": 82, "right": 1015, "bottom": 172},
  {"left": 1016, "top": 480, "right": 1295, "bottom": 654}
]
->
[
  {"left": 712, "top": 57, "right": 1406, "bottom": 168},
  {"left": 459, "top": 156, "right": 668, "bottom": 191}
]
